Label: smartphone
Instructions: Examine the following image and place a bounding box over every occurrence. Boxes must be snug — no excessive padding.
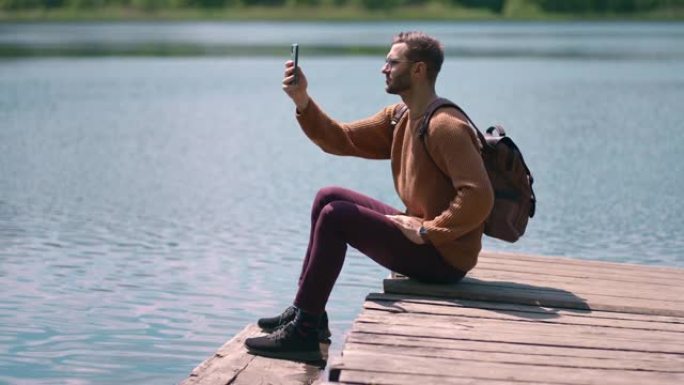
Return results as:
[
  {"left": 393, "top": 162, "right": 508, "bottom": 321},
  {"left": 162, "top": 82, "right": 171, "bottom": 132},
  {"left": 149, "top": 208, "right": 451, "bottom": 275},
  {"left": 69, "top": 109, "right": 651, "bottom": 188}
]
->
[{"left": 291, "top": 43, "right": 299, "bottom": 85}]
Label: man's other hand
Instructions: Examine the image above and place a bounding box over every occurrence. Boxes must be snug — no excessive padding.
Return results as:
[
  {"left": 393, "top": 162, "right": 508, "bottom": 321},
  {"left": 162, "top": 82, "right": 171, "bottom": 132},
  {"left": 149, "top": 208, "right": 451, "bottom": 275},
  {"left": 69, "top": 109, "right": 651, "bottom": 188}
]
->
[{"left": 385, "top": 215, "right": 425, "bottom": 245}]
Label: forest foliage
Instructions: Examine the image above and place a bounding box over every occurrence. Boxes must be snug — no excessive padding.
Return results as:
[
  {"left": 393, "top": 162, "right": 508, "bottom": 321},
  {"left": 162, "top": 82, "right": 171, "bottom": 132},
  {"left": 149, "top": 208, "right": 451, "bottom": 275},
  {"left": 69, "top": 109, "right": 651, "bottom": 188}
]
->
[{"left": 1, "top": 0, "right": 682, "bottom": 16}]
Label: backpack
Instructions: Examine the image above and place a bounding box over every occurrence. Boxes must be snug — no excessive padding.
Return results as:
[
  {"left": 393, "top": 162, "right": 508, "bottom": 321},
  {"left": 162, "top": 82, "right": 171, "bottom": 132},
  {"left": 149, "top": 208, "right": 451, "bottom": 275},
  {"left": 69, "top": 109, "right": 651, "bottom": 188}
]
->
[{"left": 392, "top": 98, "right": 536, "bottom": 243}]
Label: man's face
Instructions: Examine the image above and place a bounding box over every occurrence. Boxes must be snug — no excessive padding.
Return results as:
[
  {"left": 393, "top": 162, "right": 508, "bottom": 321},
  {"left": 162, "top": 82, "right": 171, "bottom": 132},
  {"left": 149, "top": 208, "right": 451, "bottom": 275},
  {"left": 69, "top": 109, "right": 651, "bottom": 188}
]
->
[{"left": 382, "top": 43, "right": 414, "bottom": 95}]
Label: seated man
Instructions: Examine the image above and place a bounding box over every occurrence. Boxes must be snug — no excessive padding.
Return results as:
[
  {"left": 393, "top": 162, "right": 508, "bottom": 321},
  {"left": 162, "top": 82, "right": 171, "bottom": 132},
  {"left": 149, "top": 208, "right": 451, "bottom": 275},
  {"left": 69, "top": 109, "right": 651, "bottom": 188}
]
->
[{"left": 245, "top": 31, "right": 494, "bottom": 361}]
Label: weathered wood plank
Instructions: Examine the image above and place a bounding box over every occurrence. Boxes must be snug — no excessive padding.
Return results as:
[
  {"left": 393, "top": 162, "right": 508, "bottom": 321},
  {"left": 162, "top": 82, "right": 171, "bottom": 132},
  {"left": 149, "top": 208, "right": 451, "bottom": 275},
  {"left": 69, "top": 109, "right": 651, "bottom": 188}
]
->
[
  {"left": 230, "top": 354, "right": 324, "bottom": 385},
  {"left": 383, "top": 277, "right": 684, "bottom": 316},
  {"left": 475, "top": 256, "right": 667, "bottom": 275},
  {"left": 335, "top": 370, "right": 552, "bottom": 385},
  {"left": 469, "top": 269, "right": 684, "bottom": 301},
  {"left": 179, "top": 324, "right": 324, "bottom": 385},
  {"left": 180, "top": 324, "right": 257, "bottom": 385},
  {"left": 479, "top": 251, "right": 683, "bottom": 276},
  {"left": 342, "top": 341, "right": 683, "bottom": 372},
  {"left": 344, "top": 333, "right": 684, "bottom": 369},
  {"left": 474, "top": 259, "right": 684, "bottom": 288},
  {"left": 363, "top": 299, "right": 684, "bottom": 332},
  {"left": 333, "top": 351, "right": 684, "bottom": 385},
  {"left": 366, "top": 292, "right": 684, "bottom": 325},
  {"left": 355, "top": 309, "right": 684, "bottom": 346},
  {"left": 402, "top": 266, "right": 684, "bottom": 306},
  {"left": 351, "top": 321, "right": 684, "bottom": 354}
]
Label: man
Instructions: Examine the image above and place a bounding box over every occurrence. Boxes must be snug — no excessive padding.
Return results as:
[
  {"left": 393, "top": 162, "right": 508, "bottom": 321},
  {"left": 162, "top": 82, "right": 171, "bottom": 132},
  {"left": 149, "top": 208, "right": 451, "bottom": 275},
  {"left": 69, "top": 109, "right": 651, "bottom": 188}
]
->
[{"left": 245, "top": 31, "right": 494, "bottom": 362}]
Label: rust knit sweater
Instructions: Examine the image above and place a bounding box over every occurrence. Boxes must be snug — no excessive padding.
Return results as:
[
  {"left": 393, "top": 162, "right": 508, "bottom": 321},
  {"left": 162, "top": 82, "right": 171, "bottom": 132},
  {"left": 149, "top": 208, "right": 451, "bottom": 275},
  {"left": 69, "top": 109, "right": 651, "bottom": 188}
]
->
[{"left": 296, "top": 100, "right": 494, "bottom": 272}]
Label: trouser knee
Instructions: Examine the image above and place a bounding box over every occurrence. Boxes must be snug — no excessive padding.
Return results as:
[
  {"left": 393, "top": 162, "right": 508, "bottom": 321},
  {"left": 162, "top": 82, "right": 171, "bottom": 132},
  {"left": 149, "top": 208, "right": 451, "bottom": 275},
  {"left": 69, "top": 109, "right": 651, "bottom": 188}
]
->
[
  {"left": 317, "top": 201, "right": 357, "bottom": 231},
  {"left": 312, "top": 186, "right": 347, "bottom": 220},
  {"left": 313, "top": 186, "right": 346, "bottom": 205}
]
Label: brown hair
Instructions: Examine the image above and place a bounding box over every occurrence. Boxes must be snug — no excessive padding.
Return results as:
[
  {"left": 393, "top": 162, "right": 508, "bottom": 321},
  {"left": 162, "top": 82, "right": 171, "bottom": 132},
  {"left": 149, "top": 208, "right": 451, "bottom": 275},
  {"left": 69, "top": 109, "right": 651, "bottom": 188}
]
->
[{"left": 392, "top": 31, "right": 444, "bottom": 84}]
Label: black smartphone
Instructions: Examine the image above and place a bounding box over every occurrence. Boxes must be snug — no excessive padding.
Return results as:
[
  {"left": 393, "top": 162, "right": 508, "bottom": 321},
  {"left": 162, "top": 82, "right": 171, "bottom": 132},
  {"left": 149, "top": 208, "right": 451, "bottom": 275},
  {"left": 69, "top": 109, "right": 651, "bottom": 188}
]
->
[{"left": 291, "top": 43, "right": 299, "bottom": 85}]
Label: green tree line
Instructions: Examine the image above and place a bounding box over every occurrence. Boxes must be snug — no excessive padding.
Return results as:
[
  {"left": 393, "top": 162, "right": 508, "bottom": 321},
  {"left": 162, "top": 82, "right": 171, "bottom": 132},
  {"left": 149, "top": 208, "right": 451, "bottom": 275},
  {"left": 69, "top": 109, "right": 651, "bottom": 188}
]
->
[{"left": 1, "top": 0, "right": 682, "bottom": 13}]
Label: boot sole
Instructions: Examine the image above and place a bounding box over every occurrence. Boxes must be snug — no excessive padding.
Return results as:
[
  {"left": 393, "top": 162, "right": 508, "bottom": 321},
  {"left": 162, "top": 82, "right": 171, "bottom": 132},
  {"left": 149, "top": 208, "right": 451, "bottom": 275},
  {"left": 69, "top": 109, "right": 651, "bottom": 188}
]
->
[
  {"left": 245, "top": 346, "right": 323, "bottom": 362},
  {"left": 259, "top": 326, "right": 332, "bottom": 342}
]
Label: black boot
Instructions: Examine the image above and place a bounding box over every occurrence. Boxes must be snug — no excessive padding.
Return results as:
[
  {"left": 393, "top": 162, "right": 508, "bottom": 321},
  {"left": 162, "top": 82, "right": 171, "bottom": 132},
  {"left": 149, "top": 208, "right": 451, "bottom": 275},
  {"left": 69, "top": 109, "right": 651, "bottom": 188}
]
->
[
  {"left": 257, "top": 305, "right": 297, "bottom": 332},
  {"left": 257, "top": 306, "right": 331, "bottom": 341},
  {"left": 245, "top": 310, "right": 323, "bottom": 362}
]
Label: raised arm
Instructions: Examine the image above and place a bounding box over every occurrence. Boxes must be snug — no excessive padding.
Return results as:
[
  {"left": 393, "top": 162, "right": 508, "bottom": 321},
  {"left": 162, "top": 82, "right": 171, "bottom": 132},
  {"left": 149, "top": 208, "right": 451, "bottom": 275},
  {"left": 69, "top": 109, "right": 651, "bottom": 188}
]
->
[{"left": 282, "top": 61, "right": 394, "bottom": 159}]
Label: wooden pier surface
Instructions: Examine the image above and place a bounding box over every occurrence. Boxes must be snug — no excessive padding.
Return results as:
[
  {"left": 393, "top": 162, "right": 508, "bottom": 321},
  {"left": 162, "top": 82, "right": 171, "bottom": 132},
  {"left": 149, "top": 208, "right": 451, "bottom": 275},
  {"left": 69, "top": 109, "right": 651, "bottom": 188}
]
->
[
  {"left": 180, "top": 251, "right": 684, "bottom": 384},
  {"left": 180, "top": 323, "right": 326, "bottom": 385},
  {"left": 330, "top": 251, "right": 684, "bottom": 384}
]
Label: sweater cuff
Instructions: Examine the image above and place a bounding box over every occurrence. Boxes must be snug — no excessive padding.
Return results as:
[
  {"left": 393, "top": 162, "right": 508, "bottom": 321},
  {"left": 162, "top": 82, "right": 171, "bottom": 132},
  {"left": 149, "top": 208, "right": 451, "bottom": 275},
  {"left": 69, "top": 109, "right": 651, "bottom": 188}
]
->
[{"left": 295, "top": 98, "right": 313, "bottom": 116}]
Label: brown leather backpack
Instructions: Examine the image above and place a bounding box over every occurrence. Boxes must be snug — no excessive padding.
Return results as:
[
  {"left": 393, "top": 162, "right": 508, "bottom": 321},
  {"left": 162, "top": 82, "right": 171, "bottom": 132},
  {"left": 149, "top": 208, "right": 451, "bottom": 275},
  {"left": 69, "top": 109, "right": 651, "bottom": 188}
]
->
[{"left": 392, "top": 98, "right": 536, "bottom": 243}]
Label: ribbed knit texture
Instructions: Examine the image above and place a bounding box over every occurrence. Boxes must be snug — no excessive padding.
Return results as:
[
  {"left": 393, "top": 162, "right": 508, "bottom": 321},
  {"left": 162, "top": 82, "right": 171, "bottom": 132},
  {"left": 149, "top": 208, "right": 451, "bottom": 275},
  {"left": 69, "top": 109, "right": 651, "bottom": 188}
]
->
[{"left": 297, "top": 101, "right": 494, "bottom": 272}]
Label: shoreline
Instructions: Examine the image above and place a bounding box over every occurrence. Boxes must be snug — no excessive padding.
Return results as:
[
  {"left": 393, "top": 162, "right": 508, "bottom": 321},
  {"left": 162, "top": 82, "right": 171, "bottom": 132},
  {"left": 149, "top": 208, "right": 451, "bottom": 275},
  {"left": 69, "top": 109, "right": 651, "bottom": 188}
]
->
[{"left": 1, "top": 5, "right": 683, "bottom": 22}]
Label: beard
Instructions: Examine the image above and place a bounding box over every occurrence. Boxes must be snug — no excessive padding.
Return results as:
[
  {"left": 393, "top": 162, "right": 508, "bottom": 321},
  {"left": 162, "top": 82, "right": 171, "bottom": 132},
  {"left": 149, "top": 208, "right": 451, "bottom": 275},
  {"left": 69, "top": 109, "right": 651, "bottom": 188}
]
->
[{"left": 385, "top": 71, "right": 411, "bottom": 94}]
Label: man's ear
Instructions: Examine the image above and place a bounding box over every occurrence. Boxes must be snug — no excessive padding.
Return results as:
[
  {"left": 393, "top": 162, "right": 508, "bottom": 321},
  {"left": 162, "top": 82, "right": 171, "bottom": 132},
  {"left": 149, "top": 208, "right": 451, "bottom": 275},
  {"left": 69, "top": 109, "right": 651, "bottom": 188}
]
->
[{"left": 413, "top": 61, "right": 427, "bottom": 78}]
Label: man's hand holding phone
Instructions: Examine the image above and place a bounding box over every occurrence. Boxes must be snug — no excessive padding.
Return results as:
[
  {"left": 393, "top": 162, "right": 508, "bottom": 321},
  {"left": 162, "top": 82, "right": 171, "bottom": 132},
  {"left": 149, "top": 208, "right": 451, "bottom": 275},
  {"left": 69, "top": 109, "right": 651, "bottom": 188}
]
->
[{"left": 283, "top": 44, "right": 310, "bottom": 112}]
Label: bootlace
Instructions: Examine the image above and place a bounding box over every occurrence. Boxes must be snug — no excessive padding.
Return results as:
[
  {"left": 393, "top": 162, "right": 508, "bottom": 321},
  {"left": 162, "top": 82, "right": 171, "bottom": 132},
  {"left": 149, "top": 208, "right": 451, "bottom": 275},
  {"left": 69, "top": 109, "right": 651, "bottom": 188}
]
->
[
  {"left": 279, "top": 306, "right": 297, "bottom": 324},
  {"left": 268, "top": 321, "right": 295, "bottom": 342}
]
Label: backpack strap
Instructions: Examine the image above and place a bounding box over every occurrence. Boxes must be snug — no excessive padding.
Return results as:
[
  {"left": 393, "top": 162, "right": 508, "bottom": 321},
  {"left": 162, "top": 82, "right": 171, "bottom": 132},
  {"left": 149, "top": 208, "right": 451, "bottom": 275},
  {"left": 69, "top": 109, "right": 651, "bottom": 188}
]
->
[
  {"left": 419, "top": 98, "right": 488, "bottom": 149},
  {"left": 391, "top": 99, "right": 486, "bottom": 146},
  {"left": 391, "top": 103, "right": 408, "bottom": 127}
]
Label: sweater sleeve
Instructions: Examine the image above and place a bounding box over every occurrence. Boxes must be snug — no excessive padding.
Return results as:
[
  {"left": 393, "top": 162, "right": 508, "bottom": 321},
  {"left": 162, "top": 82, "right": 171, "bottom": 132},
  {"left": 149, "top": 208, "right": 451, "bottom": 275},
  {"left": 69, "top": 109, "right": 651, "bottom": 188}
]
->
[
  {"left": 421, "top": 113, "right": 494, "bottom": 245},
  {"left": 296, "top": 100, "right": 395, "bottom": 159}
]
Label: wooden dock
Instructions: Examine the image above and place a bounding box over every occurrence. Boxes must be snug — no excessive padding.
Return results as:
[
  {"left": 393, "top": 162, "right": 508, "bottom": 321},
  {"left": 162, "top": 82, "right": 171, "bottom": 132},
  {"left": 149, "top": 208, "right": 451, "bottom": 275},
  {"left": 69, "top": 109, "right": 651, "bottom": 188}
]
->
[
  {"left": 179, "top": 324, "right": 328, "bottom": 385},
  {"left": 181, "top": 251, "right": 684, "bottom": 384}
]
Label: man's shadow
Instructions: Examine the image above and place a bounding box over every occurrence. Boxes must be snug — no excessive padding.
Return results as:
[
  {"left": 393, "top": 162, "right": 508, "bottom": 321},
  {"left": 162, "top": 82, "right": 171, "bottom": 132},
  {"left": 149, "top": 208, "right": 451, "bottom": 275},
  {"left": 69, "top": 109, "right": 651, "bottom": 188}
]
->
[{"left": 380, "top": 275, "right": 591, "bottom": 320}]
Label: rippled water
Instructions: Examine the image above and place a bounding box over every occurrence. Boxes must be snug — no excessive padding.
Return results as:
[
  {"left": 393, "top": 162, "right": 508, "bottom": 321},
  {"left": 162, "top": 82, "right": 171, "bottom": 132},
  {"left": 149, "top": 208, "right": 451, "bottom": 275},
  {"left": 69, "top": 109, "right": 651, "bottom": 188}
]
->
[{"left": 1, "top": 21, "right": 683, "bottom": 385}]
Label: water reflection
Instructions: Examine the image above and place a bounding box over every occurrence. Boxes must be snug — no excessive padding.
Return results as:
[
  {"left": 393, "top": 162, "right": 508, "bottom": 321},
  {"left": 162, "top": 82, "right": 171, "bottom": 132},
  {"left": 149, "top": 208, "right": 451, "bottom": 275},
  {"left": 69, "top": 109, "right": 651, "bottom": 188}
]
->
[
  {"left": 0, "top": 21, "right": 683, "bottom": 385},
  {"left": 1, "top": 21, "right": 683, "bottom": 60}
]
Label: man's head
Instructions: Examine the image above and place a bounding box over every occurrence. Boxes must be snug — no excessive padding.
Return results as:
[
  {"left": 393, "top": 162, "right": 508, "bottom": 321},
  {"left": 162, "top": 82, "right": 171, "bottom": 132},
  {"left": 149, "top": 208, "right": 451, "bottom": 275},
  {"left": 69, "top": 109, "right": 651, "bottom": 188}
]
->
[{"left": 383, "top": 31, "right": 444, "bottom": 94}]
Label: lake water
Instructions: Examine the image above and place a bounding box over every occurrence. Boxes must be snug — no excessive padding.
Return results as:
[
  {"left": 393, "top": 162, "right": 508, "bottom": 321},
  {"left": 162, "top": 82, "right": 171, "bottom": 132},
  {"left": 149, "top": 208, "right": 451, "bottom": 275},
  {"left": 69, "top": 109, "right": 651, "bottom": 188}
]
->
[{"left": 1, "top": 21, "right": 683, "bottom": 385}]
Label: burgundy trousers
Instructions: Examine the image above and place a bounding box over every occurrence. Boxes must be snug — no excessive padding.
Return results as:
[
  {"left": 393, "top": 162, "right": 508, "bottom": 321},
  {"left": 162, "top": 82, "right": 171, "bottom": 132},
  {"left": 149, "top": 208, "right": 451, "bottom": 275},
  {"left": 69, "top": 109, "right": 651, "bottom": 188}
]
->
[{"left": 294, "top": 186, "right": 465, "bottom": 314}]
